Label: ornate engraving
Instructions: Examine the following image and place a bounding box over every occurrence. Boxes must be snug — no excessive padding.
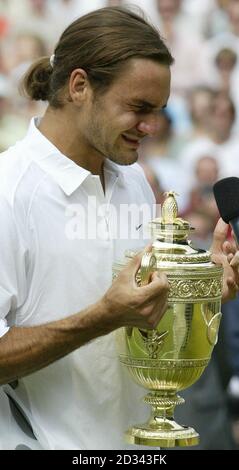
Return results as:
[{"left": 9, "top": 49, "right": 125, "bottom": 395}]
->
[
  {"left": 128, "top": 426, "right": 199, "bottom": 442},
  {"left": 144, "top": 394, "right": 185, "bottom": 407},
  {"left": 119, "top": 356, "right": 209, "bottom": 369},
  {"left": 138, "top": 330, "right": 169, "bottom": 359},
  {"left": 153, "top": 252, "right": 211, "bottom": 263},
  {"left": 168, "top": 278, "right": 222, "bottom": 301},
  {"left": 123, "top": 249, "right": 210, "bottom": 264},
  {"left": 133, "top": 274, "right": 222, "bottom": 301}
]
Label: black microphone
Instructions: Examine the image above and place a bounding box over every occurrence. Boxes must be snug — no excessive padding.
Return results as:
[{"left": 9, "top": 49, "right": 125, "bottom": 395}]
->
[{"left": 213, "top": 177, "right": 239, "bottom": 245}]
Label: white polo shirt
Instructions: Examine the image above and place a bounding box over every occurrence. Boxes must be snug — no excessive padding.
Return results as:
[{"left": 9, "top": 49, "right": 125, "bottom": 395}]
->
[{"left": 0, "top": 118, "right": 155, "bottom": 450}]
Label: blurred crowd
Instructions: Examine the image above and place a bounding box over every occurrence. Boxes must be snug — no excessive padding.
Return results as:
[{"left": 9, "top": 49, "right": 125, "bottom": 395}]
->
[{"left": 1, "top": 0, "right": 239, "bottom": 449}]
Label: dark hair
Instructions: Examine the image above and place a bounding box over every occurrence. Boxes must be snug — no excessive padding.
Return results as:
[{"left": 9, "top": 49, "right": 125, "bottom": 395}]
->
[
  {"left": 20, "top": 6, "right": 173, "bottom": 107},
  {"left": 215, "top": 47, "right": 237, "bottom": 69}
]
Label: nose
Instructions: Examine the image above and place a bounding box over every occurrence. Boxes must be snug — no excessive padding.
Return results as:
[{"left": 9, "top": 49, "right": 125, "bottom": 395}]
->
[{"left": 136, "top": 113, "right": 161, "bottom": 137}]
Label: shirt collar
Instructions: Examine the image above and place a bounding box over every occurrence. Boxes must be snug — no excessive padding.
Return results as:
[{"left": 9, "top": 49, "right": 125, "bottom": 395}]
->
[{"left": 26, "top": 118, "right": 125, "bottom": 196}]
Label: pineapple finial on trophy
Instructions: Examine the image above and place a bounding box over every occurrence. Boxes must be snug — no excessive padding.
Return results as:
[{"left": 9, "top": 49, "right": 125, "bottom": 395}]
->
[
  {"left": 161, "top": 190, "right": 179, "bottom": 223},
  {"left": 150, "top": 190, "right": 193, "bottom": 243}
]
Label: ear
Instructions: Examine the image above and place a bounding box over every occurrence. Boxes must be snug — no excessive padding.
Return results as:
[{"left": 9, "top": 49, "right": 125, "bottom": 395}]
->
[{"left": 68, "top": 69, "right": 90, "bottom": 106}]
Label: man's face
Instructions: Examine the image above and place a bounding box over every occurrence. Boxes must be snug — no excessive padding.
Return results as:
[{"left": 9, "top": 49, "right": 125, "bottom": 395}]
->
[
  {"left": 157, "top": 0, "right": 182, "bottom": 19},
  {"left": 80, "top": 58, "right": 171, "bottom": 166}
]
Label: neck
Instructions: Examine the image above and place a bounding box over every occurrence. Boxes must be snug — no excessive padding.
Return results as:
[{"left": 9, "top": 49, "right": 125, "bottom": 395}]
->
[{"left": 38, "top": 107, "right": 104, "bottom": 178}]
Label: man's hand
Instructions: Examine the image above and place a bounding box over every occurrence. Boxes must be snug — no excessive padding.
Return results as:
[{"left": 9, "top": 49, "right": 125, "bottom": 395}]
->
[
  {"left": 211, "top": 218, "right": 239, "bottom": 302},
  {"left": 101, "top": 248, "right": 169, "bottom": 330}
]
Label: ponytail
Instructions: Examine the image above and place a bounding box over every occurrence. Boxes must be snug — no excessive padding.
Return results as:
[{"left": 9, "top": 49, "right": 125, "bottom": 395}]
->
[{"left": 20, "top": 56, "right": 53, "bottom": 102}]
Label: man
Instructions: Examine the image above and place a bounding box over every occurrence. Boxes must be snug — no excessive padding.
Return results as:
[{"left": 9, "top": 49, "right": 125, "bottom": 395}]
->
[{"left": 0, "top": 6, "right": 238, "bottom": 450}]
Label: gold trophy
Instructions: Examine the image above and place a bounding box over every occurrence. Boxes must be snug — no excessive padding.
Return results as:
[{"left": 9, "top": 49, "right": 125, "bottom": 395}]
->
[{"left": 113, "top": 191, "right": 223, "bottom": 447}]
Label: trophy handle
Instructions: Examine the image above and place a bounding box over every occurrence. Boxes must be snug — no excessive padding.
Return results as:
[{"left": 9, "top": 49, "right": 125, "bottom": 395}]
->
[{"left": 140, "top": 252, "right": 157, "bottom": 286}]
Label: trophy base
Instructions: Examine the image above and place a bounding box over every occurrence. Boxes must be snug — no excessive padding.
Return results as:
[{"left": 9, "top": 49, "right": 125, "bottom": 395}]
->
[{"left": 125, "top": 419, "right": 199, "bottom": 448}]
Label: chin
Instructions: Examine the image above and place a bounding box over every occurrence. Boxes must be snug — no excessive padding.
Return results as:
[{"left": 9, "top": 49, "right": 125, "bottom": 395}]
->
[{"left": 112, "top": 151, "right": 138, "bottom": 166}]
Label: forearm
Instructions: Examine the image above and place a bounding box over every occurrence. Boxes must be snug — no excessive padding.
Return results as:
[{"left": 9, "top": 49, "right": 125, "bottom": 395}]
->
[
  {"left": 0, "top": 300, "right": 113, "bottom": 385},
  {"left": 0, "top": 253, "right": 169, "bottom": 385}
]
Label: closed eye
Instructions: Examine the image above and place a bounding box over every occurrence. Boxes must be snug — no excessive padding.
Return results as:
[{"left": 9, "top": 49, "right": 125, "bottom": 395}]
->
[
  {"left": 132, "top": 104, "right": 167, "bottom": 114},
  {"left": 132, "top": 104, "right": 156, "bottom": 114}
]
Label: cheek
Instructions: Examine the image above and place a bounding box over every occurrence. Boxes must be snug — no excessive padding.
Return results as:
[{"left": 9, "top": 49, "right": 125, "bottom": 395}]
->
[{"left": 117, "top": 112, "right": 139, "bottom": 131}]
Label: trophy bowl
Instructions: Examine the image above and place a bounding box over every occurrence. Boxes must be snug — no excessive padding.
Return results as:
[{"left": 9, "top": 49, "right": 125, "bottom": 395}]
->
[{"left": 113, "top": 192, "right": 223, "bottom": 448}]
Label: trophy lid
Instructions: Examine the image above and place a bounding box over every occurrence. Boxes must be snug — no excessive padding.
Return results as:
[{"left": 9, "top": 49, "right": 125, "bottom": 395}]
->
[
  {"left": 126, "top": 191, "right": 212, "bottom": 266},
  {"left": 150, "top": 190, "right": 192, "bottom": 244},
  {"left": 113, "top": 191, "right": 223, "bottom": 303}
]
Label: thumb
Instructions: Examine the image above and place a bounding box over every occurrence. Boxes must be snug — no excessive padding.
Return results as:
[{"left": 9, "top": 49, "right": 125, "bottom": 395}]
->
[
  {"left": 124, "top": 244, "right": 153, "bottom": 279},
  {"left": 210, "top": 218, "right": 229, "bottom": 254}
]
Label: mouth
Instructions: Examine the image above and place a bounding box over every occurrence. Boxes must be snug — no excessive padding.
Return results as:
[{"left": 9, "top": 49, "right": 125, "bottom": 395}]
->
[{"left": 121, "top": 134, "right": 141, "bottom": 149}]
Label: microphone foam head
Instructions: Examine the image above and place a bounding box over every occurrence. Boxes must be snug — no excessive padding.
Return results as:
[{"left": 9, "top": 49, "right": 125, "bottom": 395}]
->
[{"left": 213, "top": 177, "right": 239, "bottom": 223}]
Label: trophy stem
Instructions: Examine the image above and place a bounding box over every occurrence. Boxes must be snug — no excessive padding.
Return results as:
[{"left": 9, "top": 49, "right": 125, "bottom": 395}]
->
[{"left": 125, "top": 391, "right": 199, "bottom": 448}]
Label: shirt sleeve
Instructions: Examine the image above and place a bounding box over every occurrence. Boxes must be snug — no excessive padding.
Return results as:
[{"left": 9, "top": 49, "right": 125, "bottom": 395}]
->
[{"left": 0, "top": 195, "right": 28, "bottom": 336}]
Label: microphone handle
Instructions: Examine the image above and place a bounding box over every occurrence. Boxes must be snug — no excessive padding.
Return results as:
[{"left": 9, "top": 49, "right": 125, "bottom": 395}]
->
[{"left": 230, "top": 217, "right": 239, "bottom": 246}]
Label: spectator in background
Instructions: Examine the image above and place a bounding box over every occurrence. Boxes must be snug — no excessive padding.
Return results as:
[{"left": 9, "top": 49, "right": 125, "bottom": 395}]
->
[
  {"left": 187, "top": 86, "right": 216, "bottom": 139},
  {"left": 186, "top": 210, "right": 215, "bottom": 250},
  {"left": 140, "top": 109, "right": 190, "bottom": 212},
  {"left": 0, "top": 75, "right": 28, "bottom": 150},
  {"left": 7, "top": 32, "right": 48, "bottom": 87},
  {"left": 206, "top": 0, "right": 231, "bottom": 38},
  {"left": 209, "top": 90, "right": 236, "bottom": 144},
  {"left": 139, "top": 163, "right": 165, "bottom": 208},
  {"left": 189, "top": 155, "right": 220, "bottom": 221},
  {"left": 201, "top": 0, "right": 239, "bottom": 91},
  {"left": 179, "top": 90, "right": 236, "bottom": 183},
  {"left": 153, "top": 0, "right": 204, "bottom": 95},
  {"left": 183, "top": 155, "right": 220, "bottom": 249},
  {"left": 215, "top": 47, "right": 237, "bottom": 92}
]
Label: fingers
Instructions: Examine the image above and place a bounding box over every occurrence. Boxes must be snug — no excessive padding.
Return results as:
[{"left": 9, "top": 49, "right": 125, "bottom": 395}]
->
[
  {"left": 229, "top": 251, "right": 239, "bottom": 268},
  {"left": 141, "top": 271, "right": 169, "bottom": 299},
  {"left": 123, "top": 245, "right": 153, "bottom": 278},
  {"left": 211, "top": 253, "right": 223, "bottom": 267},
  {"left": 211, "top": 218, "right": 229, "bottom": 253},
  {"left": 143, "top": 243, "right": 153, "bottom": 254},
  {"left": 147, "top": 301, "right": 168, "bottom": 329},
  {"left": 224, "top": 277, "right": 239, "bottom": 301},
  {"left": 227, "top": 277, "right": 239, "bottom": 289},
  {"left": 222, "top": 240, "right": 237, "bottom": 256},
  {"left": 123, "top": 252, "right": 144, "bottom": 279},
  {"left": 151, "top": 270, "right": 167, "bottom": 284}
]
